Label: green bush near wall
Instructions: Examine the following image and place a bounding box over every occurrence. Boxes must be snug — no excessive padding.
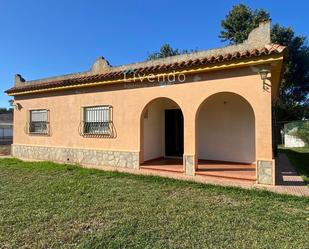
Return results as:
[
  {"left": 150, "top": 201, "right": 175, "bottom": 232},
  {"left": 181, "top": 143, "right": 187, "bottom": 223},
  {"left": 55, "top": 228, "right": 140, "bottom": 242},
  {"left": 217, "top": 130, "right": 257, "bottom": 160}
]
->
[{"left": 295, "top": 122, "right": 309, "bottom": 145}]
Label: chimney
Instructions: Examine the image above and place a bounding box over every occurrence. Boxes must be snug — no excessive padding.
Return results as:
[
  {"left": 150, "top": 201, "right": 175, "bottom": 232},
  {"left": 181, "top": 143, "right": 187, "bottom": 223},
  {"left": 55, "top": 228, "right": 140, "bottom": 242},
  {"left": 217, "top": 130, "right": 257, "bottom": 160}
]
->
[
  {"left": 247, "top": 20, "right": 271, "bottom": 46},
  {"left": 14, "top": 74, "right": 25, "bottom": 87},
  {"left": 91, "top": 57, "right": 112, "bottom": 73}
]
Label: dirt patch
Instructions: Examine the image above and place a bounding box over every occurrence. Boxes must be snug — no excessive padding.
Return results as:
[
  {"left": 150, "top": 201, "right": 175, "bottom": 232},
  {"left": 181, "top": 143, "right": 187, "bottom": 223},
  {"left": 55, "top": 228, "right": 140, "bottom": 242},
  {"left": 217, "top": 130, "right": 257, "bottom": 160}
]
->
[{"left": 0, "top": 145, "right": 11, "bottom": 155}]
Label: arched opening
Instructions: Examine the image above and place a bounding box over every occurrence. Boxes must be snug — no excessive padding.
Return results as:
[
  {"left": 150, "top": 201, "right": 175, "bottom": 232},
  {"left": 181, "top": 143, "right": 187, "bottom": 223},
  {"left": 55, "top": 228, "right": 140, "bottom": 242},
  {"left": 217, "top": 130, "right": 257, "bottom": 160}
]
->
[
  {"left": 196, "top": 92, "right": 256, "bottom": 181},
  {"left": 140, "top": 97, "right": 184, "bottom": 173}
]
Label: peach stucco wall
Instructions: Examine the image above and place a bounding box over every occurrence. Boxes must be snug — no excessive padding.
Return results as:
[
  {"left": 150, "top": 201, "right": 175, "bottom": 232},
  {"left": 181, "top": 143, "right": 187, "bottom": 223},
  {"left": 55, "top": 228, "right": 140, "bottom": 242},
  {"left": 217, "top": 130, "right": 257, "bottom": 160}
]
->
[{"left": 13, "top": 66, "right": 273, "bottom": 164}]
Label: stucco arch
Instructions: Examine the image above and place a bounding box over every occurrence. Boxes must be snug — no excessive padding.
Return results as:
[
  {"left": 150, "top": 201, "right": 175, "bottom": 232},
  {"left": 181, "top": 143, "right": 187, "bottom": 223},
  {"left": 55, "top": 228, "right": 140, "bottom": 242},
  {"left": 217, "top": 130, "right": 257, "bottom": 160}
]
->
[
  {"left": 140, "top": 97, "right": 184, "bottom": 120},
  {"left": 195, "top": 91, "right": 256, "bottom": 120},
  {"left": 196, "top": 92, "right": 256, "bottom": 164},
  {"left": 139, "top": 97, "right": 184, "bottom": 164}
]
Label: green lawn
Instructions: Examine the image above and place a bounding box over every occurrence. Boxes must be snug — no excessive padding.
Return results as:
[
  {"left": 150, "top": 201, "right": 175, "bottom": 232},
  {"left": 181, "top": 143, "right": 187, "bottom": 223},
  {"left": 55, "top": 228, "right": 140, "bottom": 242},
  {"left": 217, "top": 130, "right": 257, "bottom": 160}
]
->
[
  {"left": 279, "top": 146, "right": 309, "bottom": 184},
  {"left": 0, "top": 159, "right": 309, "bottom": 249}
]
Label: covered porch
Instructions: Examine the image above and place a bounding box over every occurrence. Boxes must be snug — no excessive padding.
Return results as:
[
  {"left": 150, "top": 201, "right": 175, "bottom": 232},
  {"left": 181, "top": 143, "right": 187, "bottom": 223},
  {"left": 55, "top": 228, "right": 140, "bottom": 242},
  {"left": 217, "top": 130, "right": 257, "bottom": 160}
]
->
[{"left": 139, "top": 93, "right": 257, "bottom": 184}]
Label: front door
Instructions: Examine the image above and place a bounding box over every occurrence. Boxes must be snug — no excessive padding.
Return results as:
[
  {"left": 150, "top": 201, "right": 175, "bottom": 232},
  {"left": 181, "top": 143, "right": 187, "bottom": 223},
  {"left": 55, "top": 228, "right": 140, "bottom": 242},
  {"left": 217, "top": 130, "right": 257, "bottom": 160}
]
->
[{"left": 165, "top": 109, "right": 184, "bottom": 157}]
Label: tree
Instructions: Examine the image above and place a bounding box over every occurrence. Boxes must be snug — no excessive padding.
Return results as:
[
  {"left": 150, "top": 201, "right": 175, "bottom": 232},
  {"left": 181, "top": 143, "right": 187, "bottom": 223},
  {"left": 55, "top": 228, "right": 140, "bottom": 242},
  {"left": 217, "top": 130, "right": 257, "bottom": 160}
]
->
[
  {"left": 220, "top": 4, "right": 309, "bottom": 121},
  {"left": 295, "top": 122, "right": 309, "bottom": 145},
  {"left": 147, "top": 43, "right": 193, "bottom": 61},
  {"left": 0, "top": 108, "right": 13, "bottom": 114},
  {"left": 220, "top": 4, "right": 270, "bottom": 44}
]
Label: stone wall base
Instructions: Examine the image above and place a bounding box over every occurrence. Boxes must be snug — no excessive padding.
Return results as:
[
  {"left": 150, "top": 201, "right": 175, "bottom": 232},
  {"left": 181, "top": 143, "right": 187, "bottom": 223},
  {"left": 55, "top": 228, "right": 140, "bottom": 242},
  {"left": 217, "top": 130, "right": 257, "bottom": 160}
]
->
[
  {"left": 257, "top": 160, "right": 275, "bottom": 185},
  {"left": 12, "top": 144, "right": 139, "bottom": 169},
  {"left": 184, "top": 154, "right": 196, "bottom": 176}
]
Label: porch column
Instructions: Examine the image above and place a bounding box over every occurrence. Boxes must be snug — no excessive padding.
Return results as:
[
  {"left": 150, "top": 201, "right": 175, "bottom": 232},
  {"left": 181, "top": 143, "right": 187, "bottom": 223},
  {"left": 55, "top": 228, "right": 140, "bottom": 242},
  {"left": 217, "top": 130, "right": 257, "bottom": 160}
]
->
[{"left": 183, "top": 111, "right": 197, "bottom": 176}]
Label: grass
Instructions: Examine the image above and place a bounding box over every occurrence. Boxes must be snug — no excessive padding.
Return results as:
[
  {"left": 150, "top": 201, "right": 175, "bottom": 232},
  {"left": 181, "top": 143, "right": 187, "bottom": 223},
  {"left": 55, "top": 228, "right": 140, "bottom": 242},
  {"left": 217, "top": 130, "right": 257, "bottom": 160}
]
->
[
  {"left": 279, "top": 146, "right": 309, "bottom": 184},
  {"left": 0, "top": 159, "right": 309, "bottom": 249}
]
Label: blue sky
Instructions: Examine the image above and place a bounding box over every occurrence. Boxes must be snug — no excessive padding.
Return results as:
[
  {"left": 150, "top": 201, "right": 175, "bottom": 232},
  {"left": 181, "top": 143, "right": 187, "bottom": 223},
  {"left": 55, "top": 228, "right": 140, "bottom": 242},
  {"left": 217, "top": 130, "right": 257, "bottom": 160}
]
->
[{"left": 1, "top": 0, "right": 308, "bottom": 108}]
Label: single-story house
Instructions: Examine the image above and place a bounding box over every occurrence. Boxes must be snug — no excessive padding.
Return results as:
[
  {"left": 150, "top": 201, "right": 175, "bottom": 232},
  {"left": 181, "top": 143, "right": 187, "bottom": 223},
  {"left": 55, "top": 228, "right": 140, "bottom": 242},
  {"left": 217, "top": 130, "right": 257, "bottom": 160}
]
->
[{"left": 5, "top": 21, "right": 286, "bottom": 185}]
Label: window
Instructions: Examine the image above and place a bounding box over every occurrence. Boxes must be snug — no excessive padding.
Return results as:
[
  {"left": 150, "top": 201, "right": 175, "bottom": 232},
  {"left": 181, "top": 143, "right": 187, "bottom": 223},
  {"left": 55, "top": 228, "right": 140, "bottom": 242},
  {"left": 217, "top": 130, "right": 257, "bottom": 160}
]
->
[
  {"left": 29, "top": 109, "right": 49, "bottom": 134},
  {"left": 83, "top": 106, "right": 111, "bottom": 135}
]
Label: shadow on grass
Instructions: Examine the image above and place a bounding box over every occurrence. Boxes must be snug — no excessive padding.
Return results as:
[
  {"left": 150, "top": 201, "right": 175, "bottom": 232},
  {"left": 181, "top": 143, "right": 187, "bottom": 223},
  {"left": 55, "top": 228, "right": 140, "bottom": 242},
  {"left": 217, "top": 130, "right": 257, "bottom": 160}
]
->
[{"left": 278, "top": 147, "right": 309, "bottom": 185}]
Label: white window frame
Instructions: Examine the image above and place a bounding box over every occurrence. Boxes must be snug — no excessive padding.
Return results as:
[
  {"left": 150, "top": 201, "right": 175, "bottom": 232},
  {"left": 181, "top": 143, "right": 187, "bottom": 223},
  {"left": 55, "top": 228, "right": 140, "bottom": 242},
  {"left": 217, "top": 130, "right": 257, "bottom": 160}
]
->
[
  {"left": 82, "top": 105, "right": 112, "bottom": 135},
  {"left": 28, "top": 109, "right": 49, "bottom": 135}
]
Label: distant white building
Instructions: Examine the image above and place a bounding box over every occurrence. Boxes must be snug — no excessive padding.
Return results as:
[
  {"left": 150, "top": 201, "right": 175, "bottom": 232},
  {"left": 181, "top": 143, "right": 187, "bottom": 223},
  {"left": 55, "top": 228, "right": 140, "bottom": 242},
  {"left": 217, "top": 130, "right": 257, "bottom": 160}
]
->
[
  {"left": 284, "top": 126, "right": 306, "bottom": 148},
  {"left": 0, "top": 113, "right": 13, "bottom": 145},
  {"left": 284, "top": 134, "right": 305, "bottom": 148}
]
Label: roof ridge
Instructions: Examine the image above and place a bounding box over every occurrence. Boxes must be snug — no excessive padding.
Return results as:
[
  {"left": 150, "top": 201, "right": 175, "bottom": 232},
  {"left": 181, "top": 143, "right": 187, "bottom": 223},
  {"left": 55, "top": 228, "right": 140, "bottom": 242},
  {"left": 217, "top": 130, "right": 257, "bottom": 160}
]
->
[{"left": 12, "top": 44, "right": 272, "bottom": 87}]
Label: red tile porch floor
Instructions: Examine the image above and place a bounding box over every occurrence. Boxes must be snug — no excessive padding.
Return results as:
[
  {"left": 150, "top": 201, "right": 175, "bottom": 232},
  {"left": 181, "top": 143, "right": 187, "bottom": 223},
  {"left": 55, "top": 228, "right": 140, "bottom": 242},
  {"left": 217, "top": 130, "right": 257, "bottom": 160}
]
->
[
  {"left": 140, "top": 158, "right": 184, "bottom": 173},
  {"left": 140, "top": 158, "right": 256, "bottom": 183}
]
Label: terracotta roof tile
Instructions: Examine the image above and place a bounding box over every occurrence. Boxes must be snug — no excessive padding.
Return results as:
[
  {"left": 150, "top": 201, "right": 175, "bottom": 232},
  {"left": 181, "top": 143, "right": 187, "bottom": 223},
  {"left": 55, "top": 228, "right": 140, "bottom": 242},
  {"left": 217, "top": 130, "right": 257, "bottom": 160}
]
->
[{"left": 5, "top": 43, "right": 286, "bottom": 95}]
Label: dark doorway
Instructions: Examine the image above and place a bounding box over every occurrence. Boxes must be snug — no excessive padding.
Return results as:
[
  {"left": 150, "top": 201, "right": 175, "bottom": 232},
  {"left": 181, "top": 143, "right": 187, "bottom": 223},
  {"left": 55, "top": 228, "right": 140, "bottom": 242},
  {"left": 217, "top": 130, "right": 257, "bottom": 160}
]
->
[{"left": 165, "top": 109, "right": 184, "bottom": 157}]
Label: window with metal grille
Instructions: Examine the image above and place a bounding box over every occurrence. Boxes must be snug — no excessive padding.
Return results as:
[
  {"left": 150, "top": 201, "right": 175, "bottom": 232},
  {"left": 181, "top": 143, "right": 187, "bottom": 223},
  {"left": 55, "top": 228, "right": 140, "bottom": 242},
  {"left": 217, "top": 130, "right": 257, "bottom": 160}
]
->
[
  {"left": 29, "top": 109, "right": 49, "bottom": 134},
  {"left": 83, "top": 106, "right": 111, "bottom": 135}
]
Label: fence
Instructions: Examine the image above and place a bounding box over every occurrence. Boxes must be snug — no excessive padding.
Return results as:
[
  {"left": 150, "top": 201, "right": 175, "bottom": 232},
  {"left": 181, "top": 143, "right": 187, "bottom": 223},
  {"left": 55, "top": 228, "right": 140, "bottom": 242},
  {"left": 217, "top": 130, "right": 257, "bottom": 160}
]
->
[{"left": 0, "top": 124, "right": 13, "bottom": 145}]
